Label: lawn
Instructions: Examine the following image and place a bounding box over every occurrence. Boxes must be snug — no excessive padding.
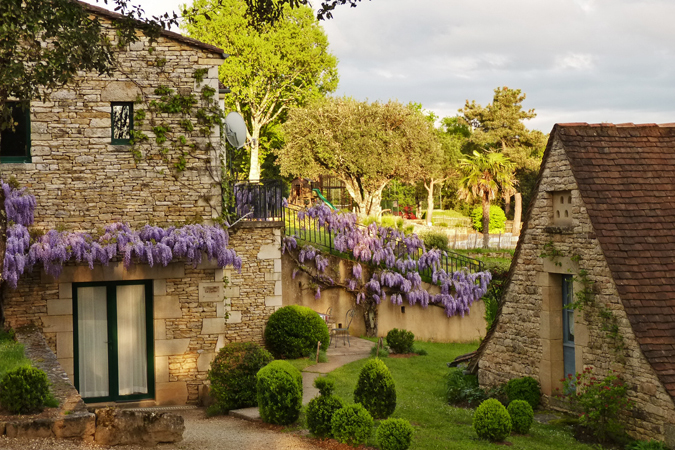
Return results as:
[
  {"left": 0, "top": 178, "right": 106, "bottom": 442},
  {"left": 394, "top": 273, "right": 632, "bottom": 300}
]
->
[
  {"left": 324, "top": 341, "right": 595, "bottom": 450},
  {"left": 0, "top": 333, "right": 31, "bottom": 380}
]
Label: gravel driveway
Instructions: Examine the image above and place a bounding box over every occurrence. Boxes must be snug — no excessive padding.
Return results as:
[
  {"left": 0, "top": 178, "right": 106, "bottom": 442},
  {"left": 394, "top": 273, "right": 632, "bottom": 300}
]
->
[{"left": 0, "top": 409, "right": 324, "bottom": 450}]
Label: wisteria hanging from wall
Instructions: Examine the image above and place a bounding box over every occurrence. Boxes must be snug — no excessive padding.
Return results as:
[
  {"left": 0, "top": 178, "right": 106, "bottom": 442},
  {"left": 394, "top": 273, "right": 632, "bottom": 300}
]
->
[
  {"left": 283, "top": 202, "right": 492, "bottom": 318},
  {"left": 1, "top": 181, "right": 241, "bottom": 289}
]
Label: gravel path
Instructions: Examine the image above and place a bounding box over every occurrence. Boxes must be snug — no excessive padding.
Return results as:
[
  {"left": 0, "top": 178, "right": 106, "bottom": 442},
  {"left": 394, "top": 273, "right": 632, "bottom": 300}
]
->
[{"left": 0, "top": 409, "right": 324, "bottom": 450}]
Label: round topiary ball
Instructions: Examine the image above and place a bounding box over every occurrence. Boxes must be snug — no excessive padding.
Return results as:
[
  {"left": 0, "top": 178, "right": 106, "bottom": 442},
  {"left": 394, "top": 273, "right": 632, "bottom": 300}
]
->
[
  {"left": 354, "top": 358, "right": 396, "bottom": 419},
  {"left": 507, "top": 399, "right": 534, "bottom": 434},
  {"left": 306, "top": 394, "right": 345, "bottom": 437},
  {"left": 0, "top": 366, "right": 50, "bottom": 414},
  {"left": 208, "top": 342, "right": 274, "bottom": 412},
  {"left": 473, "top": 398, "right": 512, "bottom": 442},
  {"left": 376, "top": 418, "right": 414, "bottom": 450},
  {"left": 505, "top": 376, "right": 541, "bottom": 409},
  {"left": 256, "top": 360, "right": 303, "bottom": 425},
  {"left": 331, "top": 404, "right": 374, "bottom": 446},
  {"left": 264, "top": 305, "right": 330, "bottom": 359}
]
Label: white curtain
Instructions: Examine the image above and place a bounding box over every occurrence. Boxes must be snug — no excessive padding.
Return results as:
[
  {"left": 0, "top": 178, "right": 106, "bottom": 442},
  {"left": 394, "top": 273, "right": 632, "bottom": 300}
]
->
[
  {"left": 116, "top": 285, "right": 148, "bottom": 396},
  {"left": 77, "top": 286, "right": 109, "bottom": 398}
]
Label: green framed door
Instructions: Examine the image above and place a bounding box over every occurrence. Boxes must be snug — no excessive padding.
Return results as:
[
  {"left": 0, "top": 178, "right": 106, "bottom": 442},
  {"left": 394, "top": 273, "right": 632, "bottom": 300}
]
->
[{"left": 73, "top": 280, "right": 154, "bottom": 403}]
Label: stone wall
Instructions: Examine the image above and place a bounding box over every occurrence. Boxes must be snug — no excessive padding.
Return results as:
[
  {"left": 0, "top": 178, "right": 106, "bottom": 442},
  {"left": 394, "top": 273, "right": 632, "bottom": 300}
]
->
[{"left": 478, "top": 136, "right": 675, "bottom": 443}]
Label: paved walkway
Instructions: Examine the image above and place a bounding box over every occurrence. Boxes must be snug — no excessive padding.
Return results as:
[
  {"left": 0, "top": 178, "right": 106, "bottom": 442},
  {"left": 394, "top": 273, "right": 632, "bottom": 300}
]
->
[{"left": 230, "top": 337, "right": 374, "bottom": 421}]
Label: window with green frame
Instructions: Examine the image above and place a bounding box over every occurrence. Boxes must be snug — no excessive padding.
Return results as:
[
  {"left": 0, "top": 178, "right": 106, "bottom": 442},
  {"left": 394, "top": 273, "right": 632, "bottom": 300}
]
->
[
  {"left": 111, "top": 102, "right": 133, "bottom": 145},
  {"left": 0, "top": 102, "right": 31, "bottom": 163}
]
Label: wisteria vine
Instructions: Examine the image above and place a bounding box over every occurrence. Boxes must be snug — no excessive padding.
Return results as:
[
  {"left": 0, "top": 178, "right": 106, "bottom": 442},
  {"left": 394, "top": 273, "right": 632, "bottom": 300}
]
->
[
  {"left": 2, "top": 181, "right": 241, "bottom": 289},
  {"left": 283, "top": 202, "right": 492, "bottom": 319}
]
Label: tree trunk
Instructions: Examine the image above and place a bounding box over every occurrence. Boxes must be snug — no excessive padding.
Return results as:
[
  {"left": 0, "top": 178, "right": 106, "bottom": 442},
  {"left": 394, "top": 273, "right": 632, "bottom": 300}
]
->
[
  {"left": 504, "top": 194, "right": 511, "bottom": 217},
  {"left": 482, "top": 197, "right": 490, "bottom": 249},
  {"left": 425, "top": 181, "right": 434, "bottom": 226},
  {"left": 513, "top": 192, "right": 522, "bottom": 235},
  {"left": 247, "top": 124, "right": 261, "bottom": 182},
  {"left": 362, "top": 302, "right": 378, "bottom": 337},
  {"left": 341, "top": 177, "right": 385, "bottom": 218}
]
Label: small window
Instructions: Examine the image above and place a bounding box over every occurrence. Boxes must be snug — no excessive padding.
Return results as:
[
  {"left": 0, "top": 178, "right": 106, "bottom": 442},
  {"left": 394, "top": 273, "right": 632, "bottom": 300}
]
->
[
  {"left": 0, "top": 102, "right": 31, "bottom": 163},
  {"left": 111, "top": 102, "right": 133, "bottom": 145}
]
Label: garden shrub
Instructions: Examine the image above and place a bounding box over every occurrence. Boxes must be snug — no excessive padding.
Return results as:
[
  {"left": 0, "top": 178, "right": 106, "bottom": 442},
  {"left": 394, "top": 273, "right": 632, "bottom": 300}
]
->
[
  {"left": 420, "top": 231, "right": 448, "bottom": 251},
  {"left": 264, "top": 305, "right": 330, "bottom": 359},
  {"left": 354, "top": 358, "right": 396, "bottom": 419},
  {"left": 386, "top": 328, "right": 414, "bottom": 354},
  {"left": 331, "top": 403, "right": 373, "bottom": 446},
  {"left": 306, "top": 377, "right": 345, "bottom": 437},
  {"left": 473, "top": 398, "right": 512, "bottom": 442},
  {"left": 208, "top": 342, "right": 274, "bottom": 412},
  {"left": 471, "top": 205, "right": 506, "bottom": 233},
  {"left": 505, "top": 376, "right": 541, "bottom": 409},
  {"left": 0, "top": 366, "right": 51, "bottom": 414},
  {"left": 313, "top": 376, "right": 335, "bottom": 396},
  {"left": 376, "top": 418, "right": 414, "bottom": 450},
  {"left": 256, "top": 360, "right": 303, "bottom": 425},
  {"left": 507, "top": 399, "right": 534, "bottom": 434},
  {"left": 626, "top": 440, "right": 670, "bottom": 450},
  {"left": 446, "top": 367, "right": 486, "bottom": 406}
]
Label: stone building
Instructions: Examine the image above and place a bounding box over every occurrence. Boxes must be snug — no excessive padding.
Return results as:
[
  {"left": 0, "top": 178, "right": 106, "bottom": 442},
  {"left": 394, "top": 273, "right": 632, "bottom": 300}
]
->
[
  {"left": 473, "top": 123, "right": 675, "bottom": 445},
  {"left": 2, "top": 4, "right": 283, "bottom": 406}
]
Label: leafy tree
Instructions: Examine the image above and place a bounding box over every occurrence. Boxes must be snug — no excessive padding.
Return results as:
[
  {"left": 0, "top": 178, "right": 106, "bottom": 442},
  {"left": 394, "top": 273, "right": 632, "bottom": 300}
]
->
[
  {"left": 277, "top": 97, "right": 440, "bottom": 217},
  {"left": 183, "top": 0, "right": 338, "bottom": 182},
  {"left": 458, "top": 151, "right": 515, "bottom": 249},
  {"left": 459, "top": 87, "right": 546, "bottom": 234}
]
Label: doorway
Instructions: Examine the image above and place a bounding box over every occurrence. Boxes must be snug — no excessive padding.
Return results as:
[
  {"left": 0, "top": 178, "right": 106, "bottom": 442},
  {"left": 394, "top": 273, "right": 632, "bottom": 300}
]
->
[{"left": 562, "top": 275, "right": 575, "bottom": 381}]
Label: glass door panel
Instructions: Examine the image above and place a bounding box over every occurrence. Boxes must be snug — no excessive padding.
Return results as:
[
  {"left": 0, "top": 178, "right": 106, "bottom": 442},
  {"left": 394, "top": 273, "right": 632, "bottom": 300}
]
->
[
  {"left": 562, "top": 275, "right": 576, "bottom": 382},
  {"left": 116, "top": 285, "right": 148, "bottom": 396},
  {"left": 77, "top": 286, "right": 109, "bottom": 398}
]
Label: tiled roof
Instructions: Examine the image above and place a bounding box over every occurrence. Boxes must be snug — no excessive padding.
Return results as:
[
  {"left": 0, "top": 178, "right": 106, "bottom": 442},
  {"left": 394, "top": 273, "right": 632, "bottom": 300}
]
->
[{"left": 558, "top": 123, "right": 675, "bottom": 398}]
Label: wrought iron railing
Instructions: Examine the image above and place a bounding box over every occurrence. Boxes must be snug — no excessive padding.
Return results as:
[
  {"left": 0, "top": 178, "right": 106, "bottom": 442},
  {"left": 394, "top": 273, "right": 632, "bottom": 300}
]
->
[
  {"left": 282, "top": 205, "right": 484, "bottom": 274},
  {"left": 231, "top": 179, "right": 284, "bottom": 222}
]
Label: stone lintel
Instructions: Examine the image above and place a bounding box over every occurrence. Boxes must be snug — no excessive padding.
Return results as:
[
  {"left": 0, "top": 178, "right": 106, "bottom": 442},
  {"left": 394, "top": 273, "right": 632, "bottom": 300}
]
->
[{"left": 42, "top": 262, "right": 185, "bottom": 284}]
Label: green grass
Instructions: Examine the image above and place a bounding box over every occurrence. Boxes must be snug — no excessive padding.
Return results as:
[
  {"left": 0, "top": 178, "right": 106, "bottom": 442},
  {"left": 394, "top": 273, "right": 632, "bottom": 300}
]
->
[
  {"left": 287, "top": 350, "right": 328, "bottom": 372},
  {"left": 0, "top": 341, "right": 32, "bottom": 380},
  {"left": 324, "top": 341, "right": 595, "bottom": 450}
]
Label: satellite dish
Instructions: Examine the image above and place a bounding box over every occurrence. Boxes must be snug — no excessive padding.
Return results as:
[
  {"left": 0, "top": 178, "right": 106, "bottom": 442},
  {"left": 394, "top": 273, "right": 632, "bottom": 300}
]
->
[{"left": 224, "top": 112, "right": 248, "bottom": 149}]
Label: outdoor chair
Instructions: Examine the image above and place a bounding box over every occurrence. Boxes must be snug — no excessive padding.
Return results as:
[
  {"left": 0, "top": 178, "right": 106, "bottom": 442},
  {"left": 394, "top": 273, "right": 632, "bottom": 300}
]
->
[{"left": 330, "top": 309, "right": 356, "bottom": 348}]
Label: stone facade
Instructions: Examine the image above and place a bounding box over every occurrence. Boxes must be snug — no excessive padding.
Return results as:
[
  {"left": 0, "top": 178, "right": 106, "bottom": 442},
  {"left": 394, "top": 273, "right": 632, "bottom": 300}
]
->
[
  {"left": 2, "top": 7, "right": 283, "bottom": 406},
  {"left": 477, "top": 129, "right": 675, "bottom": 444}
]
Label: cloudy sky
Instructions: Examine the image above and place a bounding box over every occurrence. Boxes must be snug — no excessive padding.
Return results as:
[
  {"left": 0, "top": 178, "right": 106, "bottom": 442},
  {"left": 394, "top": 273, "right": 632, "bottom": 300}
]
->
[{"left": 90, "top": 0, "right": 675, "bottom": 132}]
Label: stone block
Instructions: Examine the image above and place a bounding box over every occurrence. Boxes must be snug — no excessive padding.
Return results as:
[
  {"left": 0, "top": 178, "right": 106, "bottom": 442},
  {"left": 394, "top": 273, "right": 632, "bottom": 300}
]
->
[
  {"left": 216, "top": 335, "right": 226, "bottom": 352},
  {"left": 6, "top": 419, "right": 54, "bottom": 438},
  {"left": 197, "top": 352, "right": 215, "bottom": 372},
  {"left": 101, "top": 81, "right": 142, "bottom": 102},
  {"left": 156, "top": 356, "right": 169, "bottom": 383},
  {"left": 47, "top": 299, "right": 72, "bottom": 316},
  {"left": 57, "top": 332, "right": 74, "bottom": 359},
  {"left": 215, "top": 268, "right": 225, "bottom": 281},
  {"left": 155, "top": 381, "right": 189, "bottom": 406},
  {"left": 201, "top": 318, "right": 225, "bottom": 335},
  {"left": 42, "top": 315, "right": 73, "bottom": 333},
  {"left": 199, "top": 282, "right": 223, "bottom": 302},
  {"left": 226, "top": 311, "right": 242, "bottom": 324},
  {"left": 155, "top": 338, "right": 191, "bottom": 357},
  {"left": 257, "top": 244, "right": 281, "bottom": 260},
  {"left": 58, "top": 357, "right": 74, "bottom": 375},
  {"left": 216, "top": 302, "right": 224, "bottom": 318},
  {"left": 196, "top": 258, "right": 219, "bottom": 270},
  {"left": 155, "top": 319, "right": 167, "bottom": 340},
  {"left": 154, "top": 296, "right": 183, "bottom": 319},
  {"left": 223, "top": 286, "right": 240, "bottom": 298},
  {"left": 59, "top": 282, "right": 73, "bottom": 299},
  {"left": 154, "top": 279, "right": 167, "bottom": 296},
  {"left": 43, "top": 262, "right": 185, "bottom": 283},
  {"left": 275, "top": 280, "right": 282, "bottom": 296},
  {"left": 265, "top": 296, "right": 282, "bottom": 307},
  {"left": 264, "top": 272, "right": 281, "bottom": 281},
  {"left": 52, "top": 412, "right": 96, "bottom": 440},
  {"left": 94, "top": 408, "right": 184, "bottom": 445},
  {"left": 274, "top": 258, "right": 282, "bottom": 273}
]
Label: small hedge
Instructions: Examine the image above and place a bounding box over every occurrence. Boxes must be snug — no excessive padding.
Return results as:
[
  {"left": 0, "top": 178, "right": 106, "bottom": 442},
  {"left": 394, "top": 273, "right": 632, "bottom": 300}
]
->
[
  {"left": 377, "top": 418, "right": 414, "bottom": 450},
  {"left": 386, "top": 329, "right": 414, "bottom": 354},
  {"left": 256, "top": 360, "right": 303, "bottom": 425},
  {"left": 306, "top": 378, "right": 345, "bottom": 438},
  {"left": 331, "top": 403, "right": 373, "bottom": 446},
  {"left": 420, "top": 232, "right": 448, "bottom": 251},
  {"left": 505, "top": 376, "right": 541, "bottom": 409},
  {"left": 264, "top": 305, "right": 330, "bottom": 359},
  {"left": 507, "top": 399, "right": 534, "bottom": 434},
  {"left": 0, "top": 366, "right": 51, "bottom": 414},
  {"left": 354, "top": 358, "right": 396, "bottom": 419},
  {"left": 471, "top": 205, "right": 506, "bottom": 233},
  {"left": 208, "top": 342, "right": 274, "bottom": 412},
  {"left": 473, "top": 398, "right": 512, "bottom": 442}
]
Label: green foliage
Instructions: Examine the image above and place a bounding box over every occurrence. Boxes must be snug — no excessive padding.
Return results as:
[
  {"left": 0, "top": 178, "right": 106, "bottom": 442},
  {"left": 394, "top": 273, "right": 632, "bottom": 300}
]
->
[
  {"left": 505, "top": 377, "right": 541, "bottom": 409},
  {"left": 354, "top": 358, "right": 396, "bottom": 419},
  {"left": 193, "top": 68, "right": 209, "bottom": 84},
  {"left": 386, "top": 328, "right": 415, "bottom": 354},
  {"left": 0, "top": 366, "right": 51, "bottom": 414},
  {"left": 370, "top": 345, "right": 389, "bottom": 358},
  {"left": 420, "top": 232, "right": 449, "bottom": 251},
  {"left": 331, "top": 403, "right": 374, "bottom": 446},
  {"left": 380, "top": 216, "right": 404, "bottom": 230},
  {"left": 473, "top": 398, "right": 512, "bottom": 442},
  {"left": 0, "top": 340, "right": 31, "bottom": 381},
  {"left": 256, "top": 360, "right": 303, "bottom": 425},
  {"left": 264, "top": 305, "right": 330, "bottom": 359},
  {"left": 626, "top": 440, "right": 670, "bottom": 450},
  {"left": 314, "top": 376, "right": 335, "bottom": 396},
  {"left": 377, "top": 418, "right": 414, "bottom": 450},
  {"left": 471, "top": 205, "right": 506, "bottom": 233},
  {"left": 446, "top": 367, "right": 486, "bottom": 406},
  {"left": 208, "top": 342, "right": 274, "bottom": 412},
  {"left": 306, "top": 393, "right": 345, "bottom": 437},
  {"left": 0, "top": 328, "right": 15, "bottom": 343},
  {"left": 507, "top": 400, "right": 534, "bottom": 434},
  {"left": 559, "top": 368, "right": 632, "bottom": 443}
]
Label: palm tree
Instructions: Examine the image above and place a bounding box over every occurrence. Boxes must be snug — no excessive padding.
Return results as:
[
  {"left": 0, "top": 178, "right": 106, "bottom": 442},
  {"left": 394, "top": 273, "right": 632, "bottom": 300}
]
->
[{"left": 458, "top": 151, "right": 516, "bottom": 249}]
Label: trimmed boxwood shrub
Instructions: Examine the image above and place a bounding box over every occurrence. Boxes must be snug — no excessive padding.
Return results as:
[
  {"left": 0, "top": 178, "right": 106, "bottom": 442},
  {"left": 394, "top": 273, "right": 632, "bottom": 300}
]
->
[
  {"left": 208, "top": 342, "right": 274, "bottom": 412},
  {"left": 256, "top": 360, "right": 302, "bottom": 425},
  {"left": 306, "top": 378, "right": 345, "bottom": 438},
  {"left": 505, "top": 376, "right": 541, "bottom": 409},
  {"left": 471, "top": 205, "right": 506, "bottom": 233},
  {"left": 377, "top": 418, "right": 414, "bottom": 450},
  {"left": 386, "top": 328, "right": 414, "bottom": 354},
  {"left": 331, "top": 403, "right": 373, "bottom": 445},
  {"left": 507, "top": 399, "right": 534, "bottom": 434},
  {"left": 0, "top": 366, "right": 50, "bottom": 414},
  {"left": 264, "top": 305, "right": 330, "bottom": 359},
  {"left": 354, "top": 358, "right": 396, "bottom": 419},
  {"left": 420, "top": 232, "right": 448, "bottom": 251},
  {"left": 473, "top": 398, "right": 512, "bottom": 442}
]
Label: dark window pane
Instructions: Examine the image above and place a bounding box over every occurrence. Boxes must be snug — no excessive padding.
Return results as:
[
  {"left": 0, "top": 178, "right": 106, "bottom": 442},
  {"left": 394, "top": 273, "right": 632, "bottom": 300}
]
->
[
  {"left": 112, "top": 103, "right": 132, "bottom": 144},
  {"left": 1, "top": 103, "right": 30, "bottom": 158}
]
